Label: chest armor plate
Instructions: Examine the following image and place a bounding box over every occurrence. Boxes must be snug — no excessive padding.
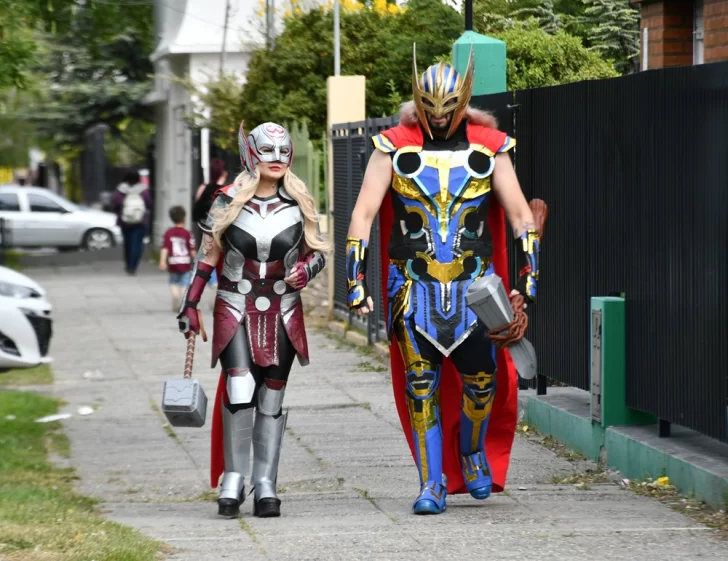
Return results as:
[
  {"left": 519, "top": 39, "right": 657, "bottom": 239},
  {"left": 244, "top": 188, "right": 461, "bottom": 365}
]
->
[
  {"left": 223, "top": 193, "right": 304, "bottom": 281},
  {"left": 388, "top": 144, "right": 496, "bottom": 284}
]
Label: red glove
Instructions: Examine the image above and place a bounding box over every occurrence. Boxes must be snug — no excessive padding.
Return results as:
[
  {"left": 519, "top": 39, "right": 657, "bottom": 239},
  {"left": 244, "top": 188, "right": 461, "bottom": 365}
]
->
[
  {"left": 177, "top": 262, "right": 214, "bottom": 337},
  {"left": 286, "top": 251, "right": 326, "bottom": 291},
  {"left": 288, "top": 262, "right": 309, "bottom": 290}
]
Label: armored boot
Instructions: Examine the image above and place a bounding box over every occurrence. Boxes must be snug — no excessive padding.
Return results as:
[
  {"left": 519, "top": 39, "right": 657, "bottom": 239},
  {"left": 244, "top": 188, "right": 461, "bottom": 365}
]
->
[
  {"left": 406, "top": 365, "right": 447, "bottom": 515},
  {"left": 459, "top": 371, "right": 496, "bottom": 499},
  {"left": 218, "top": 406, "right": 254, "bottom": 517},
  {"left": 251, "top": 381, "right": 287, "bottom": 518}
]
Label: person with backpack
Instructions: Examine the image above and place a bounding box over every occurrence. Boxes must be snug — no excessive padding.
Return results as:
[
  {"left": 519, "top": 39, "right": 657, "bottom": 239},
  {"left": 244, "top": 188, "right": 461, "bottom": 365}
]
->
[{"left": 112, "top": 169, "right": 152, "bottom": 275}]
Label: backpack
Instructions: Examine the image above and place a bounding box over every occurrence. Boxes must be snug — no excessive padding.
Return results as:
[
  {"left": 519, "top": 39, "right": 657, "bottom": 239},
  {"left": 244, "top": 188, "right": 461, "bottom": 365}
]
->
[{"left": 121, "top": 184, "right": 146, "bottom": 225}]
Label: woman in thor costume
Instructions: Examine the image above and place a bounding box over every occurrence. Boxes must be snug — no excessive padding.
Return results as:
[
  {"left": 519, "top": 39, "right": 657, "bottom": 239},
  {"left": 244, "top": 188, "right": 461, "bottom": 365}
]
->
[{"left": 178, "top": 121, "right": 330, "bottom": 518}]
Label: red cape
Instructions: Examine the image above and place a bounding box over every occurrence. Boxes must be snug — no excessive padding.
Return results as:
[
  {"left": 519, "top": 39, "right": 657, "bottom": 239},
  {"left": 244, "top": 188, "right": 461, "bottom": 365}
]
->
[
  {"left": 209, "top": 185, "right": 232, "bottom": 489},
  {"left": 378, "top": 123, "right": 519, "bottom": 495}
]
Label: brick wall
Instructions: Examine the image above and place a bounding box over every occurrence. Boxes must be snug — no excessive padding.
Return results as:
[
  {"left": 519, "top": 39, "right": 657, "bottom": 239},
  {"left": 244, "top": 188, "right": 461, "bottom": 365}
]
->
[
  {"left": 704, "top": 0, "right": 728, "bottom": 62},
  {"left": 638, "top": 1, "right": 695, "bottom": 69}
]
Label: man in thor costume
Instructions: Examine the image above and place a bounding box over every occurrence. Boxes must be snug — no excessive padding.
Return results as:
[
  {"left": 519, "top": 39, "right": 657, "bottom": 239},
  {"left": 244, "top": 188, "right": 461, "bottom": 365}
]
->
[{"left": 345, "top": 46, "right": 541, "bottom": 514}]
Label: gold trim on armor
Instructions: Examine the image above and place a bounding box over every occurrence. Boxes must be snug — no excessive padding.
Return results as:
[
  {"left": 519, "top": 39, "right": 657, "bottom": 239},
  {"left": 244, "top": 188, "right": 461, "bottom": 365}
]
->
[
  {"left": 461, "top": 371, "right": 496, "bottom": 453},
  {"left": 394, "top": 319, "right": 441, "bottom": 484}
]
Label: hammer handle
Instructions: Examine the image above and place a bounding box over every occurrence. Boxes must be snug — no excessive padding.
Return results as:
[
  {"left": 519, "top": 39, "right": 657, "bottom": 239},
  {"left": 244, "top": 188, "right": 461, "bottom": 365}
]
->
[
  {"left": 184, "top": 333, "right": 196, "bottom": 379},
  {"left": 183, "top": 310, "right": 207, "bottom": 379}
]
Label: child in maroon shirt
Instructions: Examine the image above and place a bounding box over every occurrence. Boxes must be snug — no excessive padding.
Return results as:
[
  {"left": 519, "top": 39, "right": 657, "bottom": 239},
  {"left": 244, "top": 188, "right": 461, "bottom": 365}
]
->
[{"left": 160, "top": 206, "right": 197, "bottom": 311}]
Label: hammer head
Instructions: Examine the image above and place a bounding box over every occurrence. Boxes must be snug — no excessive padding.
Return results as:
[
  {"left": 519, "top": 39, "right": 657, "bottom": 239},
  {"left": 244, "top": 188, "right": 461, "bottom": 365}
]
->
[{"left": 161, "top": 378, "right": 208, "bottom": 428}]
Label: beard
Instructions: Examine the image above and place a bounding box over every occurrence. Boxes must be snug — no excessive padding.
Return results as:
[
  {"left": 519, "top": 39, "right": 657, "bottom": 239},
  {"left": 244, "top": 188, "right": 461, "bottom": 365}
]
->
[{"left": 427, "top": 113, "right": 453, "bottom": 137}]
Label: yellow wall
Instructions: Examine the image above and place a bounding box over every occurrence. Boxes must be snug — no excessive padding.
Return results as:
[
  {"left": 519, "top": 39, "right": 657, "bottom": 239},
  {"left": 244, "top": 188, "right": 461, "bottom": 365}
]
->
[{"left": 326, "top": 75, "right": 366, "bottom": 317}]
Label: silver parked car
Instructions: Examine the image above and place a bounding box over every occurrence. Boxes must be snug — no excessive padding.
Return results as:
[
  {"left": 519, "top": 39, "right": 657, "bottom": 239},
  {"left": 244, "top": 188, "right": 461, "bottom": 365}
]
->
[{"left": 0, "top": 185, "right": 123, "bottom": 251}]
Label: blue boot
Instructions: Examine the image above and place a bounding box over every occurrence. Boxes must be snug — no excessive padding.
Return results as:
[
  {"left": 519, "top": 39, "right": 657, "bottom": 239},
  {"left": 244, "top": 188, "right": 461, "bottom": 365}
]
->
[
  {"left": 461, "top": 450, "right": 492, "bottom": 499},
  {"left": 405, "top": 366, "right": 447, "bottom": 515},
  {"left": 413, "top": 480, "right": 447, "bottom": 514},
  {"left": 459, "top": 371, "right": 496, "bottom": 500}
]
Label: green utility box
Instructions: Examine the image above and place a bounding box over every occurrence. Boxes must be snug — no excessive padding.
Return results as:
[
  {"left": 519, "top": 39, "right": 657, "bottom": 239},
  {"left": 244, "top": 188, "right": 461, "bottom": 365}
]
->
[
  {"left": 590, "top": 297, "right": 656, "bottom": 428},
  {"left": 452, "top": 31, "right": 507, "bottom": 96}
]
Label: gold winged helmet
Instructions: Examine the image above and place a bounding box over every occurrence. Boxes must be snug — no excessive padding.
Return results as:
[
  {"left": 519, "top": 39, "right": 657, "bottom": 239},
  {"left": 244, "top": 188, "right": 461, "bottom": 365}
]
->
[{"left": 411, "top": 43, "right": 474, "bottom": 139}]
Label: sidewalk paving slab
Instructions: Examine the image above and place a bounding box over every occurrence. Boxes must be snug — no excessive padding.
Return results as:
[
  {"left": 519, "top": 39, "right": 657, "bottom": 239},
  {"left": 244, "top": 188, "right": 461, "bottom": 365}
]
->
[{"left": 29, "top": 262, "right": 728, "bottom": 560}]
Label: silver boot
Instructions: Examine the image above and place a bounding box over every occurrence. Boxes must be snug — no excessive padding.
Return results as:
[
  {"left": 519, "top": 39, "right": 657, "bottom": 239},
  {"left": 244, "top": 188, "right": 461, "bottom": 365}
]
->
[
  {"left": 252, "top": 383, "right": 287, "bottom": 517},
  {"left": 218, "top": 407, "right": 254, "bottom": 517}
]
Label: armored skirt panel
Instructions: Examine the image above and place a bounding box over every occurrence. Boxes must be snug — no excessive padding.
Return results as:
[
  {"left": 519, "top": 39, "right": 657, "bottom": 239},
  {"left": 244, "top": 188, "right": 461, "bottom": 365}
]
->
[
  {"left": 204, "top": 187, "right": 310, "bottom": 368},
  {"left": 385, "top": 143, "right": 499, "bottom": 357}
]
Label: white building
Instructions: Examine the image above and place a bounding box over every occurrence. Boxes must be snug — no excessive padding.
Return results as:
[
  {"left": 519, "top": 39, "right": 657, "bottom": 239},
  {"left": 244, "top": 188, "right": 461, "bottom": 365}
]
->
[
  {"left": 442, "top": 0, "right": 463, "bottom": 11},
  {"left": 143, "top": 0, "right": 264, "bottom": 244}
]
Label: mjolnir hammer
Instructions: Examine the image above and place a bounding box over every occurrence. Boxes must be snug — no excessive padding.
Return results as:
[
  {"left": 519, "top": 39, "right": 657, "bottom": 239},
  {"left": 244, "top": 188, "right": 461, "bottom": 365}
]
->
[
  {"left": 161, "top": 311, "right": 209, "bottom": 427},
  {"left": 465, "top": 199, "right": 548, "bottom": 380}
]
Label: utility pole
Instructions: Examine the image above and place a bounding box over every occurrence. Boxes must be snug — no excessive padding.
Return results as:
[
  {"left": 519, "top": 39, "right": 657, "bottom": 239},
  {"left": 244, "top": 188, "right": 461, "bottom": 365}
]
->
[
  {"left": 465, "top": 0, "right": 473, "bottom": 31},
  {"left": 220, "top": 0, "right": 231, "bottom": 76},
  {"left": 334, "top": 0, "right": 340, "bottom": 75},
  {"left": 265, "top": 0, "right": 276, "bottom": 50}
]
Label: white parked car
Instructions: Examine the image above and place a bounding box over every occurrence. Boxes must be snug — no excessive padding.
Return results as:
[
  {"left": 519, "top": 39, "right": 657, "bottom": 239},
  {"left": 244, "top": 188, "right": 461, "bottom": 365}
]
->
[
  {"left": 0, "top": 185, "right": 123, "bottom": 251},
  {"left": 0, "top": 266, "right": 53, "bottom": 372}
]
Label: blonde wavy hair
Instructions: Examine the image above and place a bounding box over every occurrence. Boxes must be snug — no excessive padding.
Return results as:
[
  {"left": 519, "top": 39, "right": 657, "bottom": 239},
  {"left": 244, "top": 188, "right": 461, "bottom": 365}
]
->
[{"left": 210, "top": 168, "right": 332, "bottom": 255}]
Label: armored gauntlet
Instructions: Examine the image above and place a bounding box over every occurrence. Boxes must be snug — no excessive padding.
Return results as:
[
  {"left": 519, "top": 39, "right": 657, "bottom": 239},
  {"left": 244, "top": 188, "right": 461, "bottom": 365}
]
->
[
  {"left": 289, "top": 251, "right": 327, "bottom": 290},
  {"left": 515, "top": 228, "right": 540, "bottom": 301},
  {"left": 178, "top": 261, "right": 214, "bottom": 336},
  {"left": 345, "top": 237, "right": 369, "bottom": 309}
]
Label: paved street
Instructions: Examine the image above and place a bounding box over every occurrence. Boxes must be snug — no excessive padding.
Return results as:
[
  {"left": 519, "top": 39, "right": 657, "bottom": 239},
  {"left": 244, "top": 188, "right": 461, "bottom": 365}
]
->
[{"left": 35, "top": 262, "right": 727, "bottom": 560}]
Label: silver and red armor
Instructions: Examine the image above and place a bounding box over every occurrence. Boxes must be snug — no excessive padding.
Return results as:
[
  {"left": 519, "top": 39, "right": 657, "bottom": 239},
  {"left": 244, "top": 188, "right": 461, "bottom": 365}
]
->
[
  {"left": 196, "top": 139, "right": 326, "bottom": 517},
  {"left": 200, "top": 185, "right": 314, "bottom": 370}
]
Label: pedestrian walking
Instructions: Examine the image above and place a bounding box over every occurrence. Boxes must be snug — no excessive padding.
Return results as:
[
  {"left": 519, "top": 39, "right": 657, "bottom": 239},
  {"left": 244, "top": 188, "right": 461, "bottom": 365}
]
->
[
  {"left": 177, "top": 122, "right": 330, "bottom": 519},
  {"left": 160, "top": 206, "right": 197, "bottom": 312},
  {"left": 345, "top": 49, "right": 541, "bottom": 515},
  {"left": 112, "top": 169, "right": 152, "bottom": 275}
]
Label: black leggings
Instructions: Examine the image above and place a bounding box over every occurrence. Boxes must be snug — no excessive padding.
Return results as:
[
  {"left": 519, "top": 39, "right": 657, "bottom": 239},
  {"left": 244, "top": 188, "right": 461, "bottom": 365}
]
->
[{"left": 219, "top": 321, "right": 296, "bottom": 413}]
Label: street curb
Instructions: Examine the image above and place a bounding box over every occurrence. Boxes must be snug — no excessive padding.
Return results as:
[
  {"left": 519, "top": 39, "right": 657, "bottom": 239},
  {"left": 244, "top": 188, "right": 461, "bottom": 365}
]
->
[
  {"left": 18, "top": 246, "right": 153, "bottom": 269},
  {"left": 519, "top": 388, "right": 728, "bottom": 510},
  {"left": 326, "top": 319, "right": 391, "bottom": 363}
]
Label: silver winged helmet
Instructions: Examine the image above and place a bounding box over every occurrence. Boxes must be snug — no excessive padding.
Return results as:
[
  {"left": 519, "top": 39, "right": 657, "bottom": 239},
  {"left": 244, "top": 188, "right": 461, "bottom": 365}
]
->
[{"left": 238, "top": 121, "right": 294, "bottom": 176}]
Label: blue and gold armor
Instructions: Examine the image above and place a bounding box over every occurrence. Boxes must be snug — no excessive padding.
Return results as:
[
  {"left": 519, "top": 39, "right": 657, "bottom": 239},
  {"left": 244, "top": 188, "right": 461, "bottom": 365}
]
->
[
  {"left": 373, "top": 121, "right": 516, "bottom": 513},
  {"left": 347, "top": 52, "right": 534, "bottom": 515}
]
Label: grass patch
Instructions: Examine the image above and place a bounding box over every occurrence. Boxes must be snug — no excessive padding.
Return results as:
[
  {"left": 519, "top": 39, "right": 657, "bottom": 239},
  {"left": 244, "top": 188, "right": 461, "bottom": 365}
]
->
[
  {"left": 551, "top": 470, "right": 609, "bottom": 486},
  {"left": 0, "top": 364, "right": 53, "bottom": 387},
  {"left": 626, "top": 478, "right": 728, "bottom": 538},
  {"left": 317, "top": 327, "right": 388, "bottom": 364},
  {"left": 0, "top": 390, "right": 165, "bottom": 561},
  {"left": 0, "top": 249, "right": 23, "bottom": 272},
  {"left": 355, "top": 360, "right": 388, "bottom": 373},
  {"left": 538, "top": 435, "right": 588, "bottom": 462}
]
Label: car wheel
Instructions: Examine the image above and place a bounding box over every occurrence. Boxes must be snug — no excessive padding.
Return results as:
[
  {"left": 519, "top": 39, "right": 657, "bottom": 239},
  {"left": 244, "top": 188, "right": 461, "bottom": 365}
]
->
[{"left": 83, "top": 228, "right": 114, "bottom": 251}]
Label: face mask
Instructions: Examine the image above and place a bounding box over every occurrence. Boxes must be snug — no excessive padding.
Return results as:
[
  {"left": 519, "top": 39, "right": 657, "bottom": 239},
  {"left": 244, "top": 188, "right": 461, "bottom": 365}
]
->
[{"left": 239, "top": 121, "right": 294, "bottom": 175}]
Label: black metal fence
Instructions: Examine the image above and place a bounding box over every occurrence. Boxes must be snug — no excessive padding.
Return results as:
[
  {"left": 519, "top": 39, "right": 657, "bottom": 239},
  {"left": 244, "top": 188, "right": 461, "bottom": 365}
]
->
[
  {"left": 331, "top": 60, "right": 728, "bottom": 443},
  {"left": 331, "top": 117, "right": 398, "bottom": 343}
]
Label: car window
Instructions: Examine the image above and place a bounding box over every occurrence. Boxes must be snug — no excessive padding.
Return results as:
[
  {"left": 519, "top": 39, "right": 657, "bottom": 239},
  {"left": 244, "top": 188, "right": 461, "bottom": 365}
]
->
[
  {"left": 28, "top": 193, "right": 66, "bottom": 213},
  {"left": 0, "top": 193, "right": 20, "bottom": 211}
]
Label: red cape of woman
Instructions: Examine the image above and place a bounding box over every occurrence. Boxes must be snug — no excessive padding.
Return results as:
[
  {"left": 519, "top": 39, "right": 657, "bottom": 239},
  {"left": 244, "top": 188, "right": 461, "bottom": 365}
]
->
[
  {"left": 209, "top": 186, "right": 232, "bottom": 488},
  {"left": 377, "top": 123, "right": 519, "bottom": 495}
]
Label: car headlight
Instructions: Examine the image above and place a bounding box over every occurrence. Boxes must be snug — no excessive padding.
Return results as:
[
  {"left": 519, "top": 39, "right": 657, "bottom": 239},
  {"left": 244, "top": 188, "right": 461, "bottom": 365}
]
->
[{"left": 0, "top": 281, "right": 41, "bottom": 299}]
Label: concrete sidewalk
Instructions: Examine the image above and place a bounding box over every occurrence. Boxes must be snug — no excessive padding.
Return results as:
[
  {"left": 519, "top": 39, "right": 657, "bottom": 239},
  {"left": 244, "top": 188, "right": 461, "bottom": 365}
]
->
[{"left": 36, "top": 262, "right": 727, "bottom": 560}]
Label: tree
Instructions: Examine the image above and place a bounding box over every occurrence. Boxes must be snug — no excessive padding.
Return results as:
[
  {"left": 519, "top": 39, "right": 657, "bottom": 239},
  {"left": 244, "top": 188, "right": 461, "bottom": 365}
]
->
[
  {"left": 577, "top": 0, "right": 640, "bottom": 74},
  {"left": 474, "top": 0, "right": 639, "bottom": 75},
  {"left": 188, "top": 0, "right": 462, "bottom": 141},
  {"left": 510, "top": 0, "right": 564, "bottom": 34},
  {"left": 492, "top": 19, "right": 618, "bottom": 91},
  {"left": 27, "top": 1, "right": 155, "bottom": 155}
]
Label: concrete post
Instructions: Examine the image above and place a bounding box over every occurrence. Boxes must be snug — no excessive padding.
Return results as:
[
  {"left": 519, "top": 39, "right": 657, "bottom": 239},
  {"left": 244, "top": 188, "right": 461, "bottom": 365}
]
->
[
  {"left": 452, "top": 30, "right": 507, "bottom": 96},
  {"left": 326, "top": 75, "right": 366, "bottom": 319}
]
